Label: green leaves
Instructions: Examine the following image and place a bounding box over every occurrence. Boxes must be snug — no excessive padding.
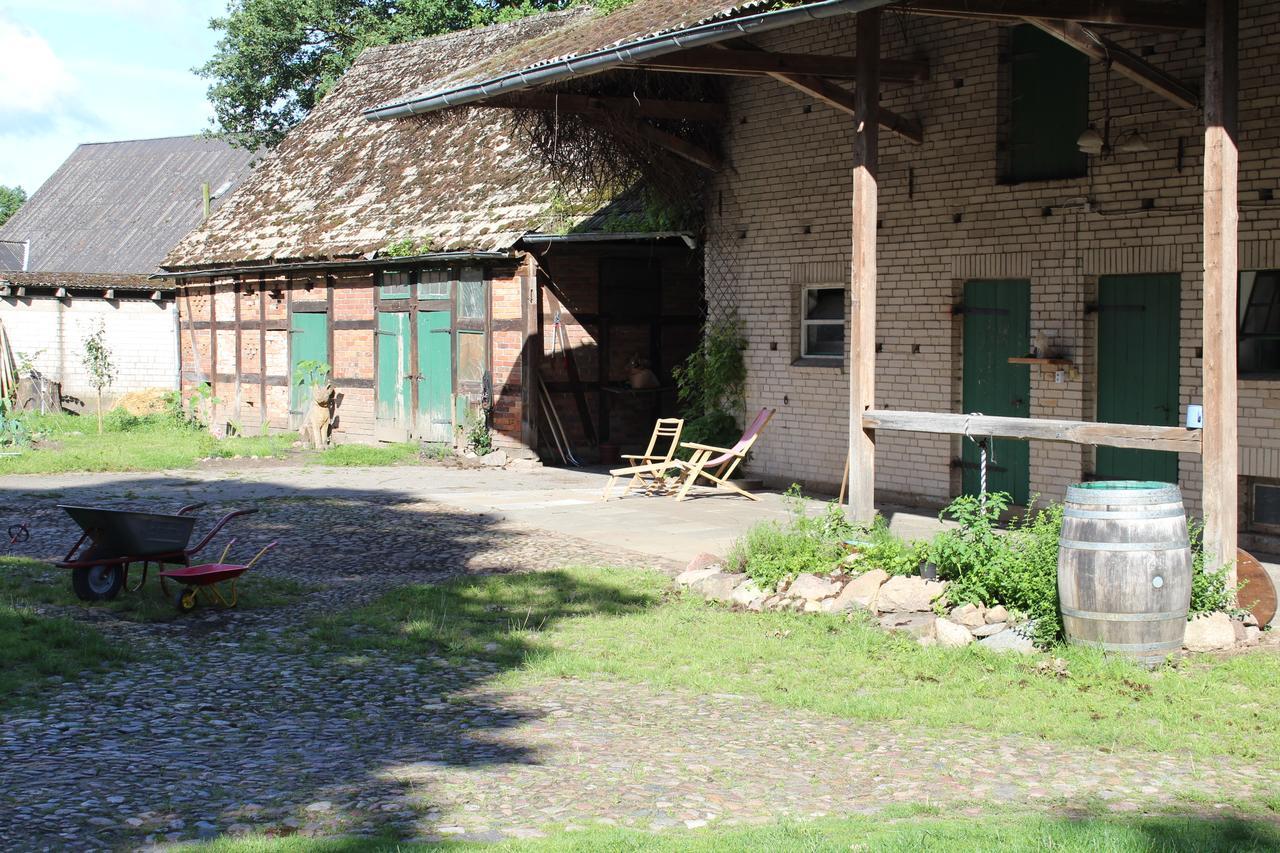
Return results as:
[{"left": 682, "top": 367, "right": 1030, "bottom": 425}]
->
[{"left": 0, "top": 185, "right": 25, "bottom": 227}]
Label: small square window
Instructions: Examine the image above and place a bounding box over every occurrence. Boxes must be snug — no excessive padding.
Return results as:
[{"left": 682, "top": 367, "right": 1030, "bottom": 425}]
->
[
  {"left": 379, "top": 270, "right": 410, "bottom": 300},
  {"left": 418, "top": 269, "right": 450, "bottom": 300},
  {"left": 1240, "top": 270, "right": 1280, "bottom": 376},
  {"left": 802, "top": 286, "right": 844, "bottom": 358}
]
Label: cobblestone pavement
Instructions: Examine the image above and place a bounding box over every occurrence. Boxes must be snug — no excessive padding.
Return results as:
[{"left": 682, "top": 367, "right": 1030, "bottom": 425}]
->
[{"left": 1, "top": 475, "right": 1278, "bottom": 849}]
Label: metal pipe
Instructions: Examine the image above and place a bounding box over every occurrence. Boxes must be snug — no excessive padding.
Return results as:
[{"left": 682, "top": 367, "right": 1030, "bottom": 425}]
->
[{"left": 364, "top": 0, "right": 894, "bottom": 121}]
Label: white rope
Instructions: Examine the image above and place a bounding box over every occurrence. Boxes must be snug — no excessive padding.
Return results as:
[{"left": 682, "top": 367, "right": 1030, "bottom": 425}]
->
[{"left": 963, "top": 412, "right": 995, "bottom": 512}]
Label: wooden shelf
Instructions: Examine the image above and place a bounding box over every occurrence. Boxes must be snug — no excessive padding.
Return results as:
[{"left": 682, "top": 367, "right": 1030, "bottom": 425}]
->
[{"left": 1008, "top": 357, "right": 1072, "bottom": 366}]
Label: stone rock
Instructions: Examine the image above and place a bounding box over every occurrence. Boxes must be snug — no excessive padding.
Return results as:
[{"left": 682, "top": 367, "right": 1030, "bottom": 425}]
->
[
  {"left": 1245, "top": 625, "right": 1262, "bottom": 644},
  {"left": 833, "top": 569, "right": 888, "bottom": 612},
  {"left": 979, "top": 629, "right": 1036, "bottom": 654},
  {"left": 875, "top": 576, "right": 947, "bottom": 613},
  {"left": 984, "top": 605, "right": 1009, "bottom": 624},
  {"left": 1243, "top": 611, "right": 1259, "bottom": 627},
  {"left": 789, "top": 573, "right": 840, "bottom": 602},
  {"left": 305, "top": 801, "right": 332, "bottom": 813},
  {"left": 691, "top": 572, "right": 748, "bottom": 603},
  {"left": 1233, "top": 620, "right": 1248, "bottom": 644},
  {"left": 675, "top": 567, "right": 721, "bottom": 587},
  {"left": 1184, "top": 612, "right": 1236, "bottom": 652},
  {"left": 730, "top": 579, "right": 764, "bottom": 607},
  {"left": 879, "top": 612, "right": 937, "bottom": 640},
  {"left": 480, "top": 449, "right": 508, "bottom": 467},
  {"left": 935, "top": 618, "right": 975, "bottom": 647},
  {"left": 970, "top": 621, "right": 1007, "bottom": 638},
  {"left": 950, "top": 603, "right": 986, "bottom": 628},
  {"left": 803, "top": 600, "right": 823, "bottom": 613},
  {"left": 685, "top": 552, "right": 724, "bottom": 574},
  {"left": 819, "top": 597, "right": 840, "bottom": 613}
]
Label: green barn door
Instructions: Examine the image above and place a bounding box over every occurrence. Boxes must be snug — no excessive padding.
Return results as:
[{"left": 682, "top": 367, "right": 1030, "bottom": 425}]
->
[
  {"left": 416, "top": 310, "right": 452, "bottom": 442},
  {"left": 1096, "top": 274, "right": 1180, "bottom": 483},
  {"left": 962, "top": 280, "right": 1031, "bottom": 505},
  {"left": 289, "top": 311, "right": 328, "bottom": 429},
  {"left": 375, "top": 312, "right": 412, "bottom": 441}
]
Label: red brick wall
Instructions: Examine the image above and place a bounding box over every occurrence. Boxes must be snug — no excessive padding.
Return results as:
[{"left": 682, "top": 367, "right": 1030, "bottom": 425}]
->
[{"left": 490, "top": 255, "right": 533, "bottom": 452}]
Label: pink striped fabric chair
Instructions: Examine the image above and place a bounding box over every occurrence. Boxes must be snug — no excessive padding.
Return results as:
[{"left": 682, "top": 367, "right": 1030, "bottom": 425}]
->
[{"left": 672, "top": 407, "right": 775, "bottom": 502}]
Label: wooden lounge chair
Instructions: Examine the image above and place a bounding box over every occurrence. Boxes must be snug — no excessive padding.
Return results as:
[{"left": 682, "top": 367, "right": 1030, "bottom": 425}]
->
[
  {"left": 673, "top": 407, "right": 775, "bottom": 502},
  {"left": 601, "top": 417, "right": 684, "bottom": 500}
]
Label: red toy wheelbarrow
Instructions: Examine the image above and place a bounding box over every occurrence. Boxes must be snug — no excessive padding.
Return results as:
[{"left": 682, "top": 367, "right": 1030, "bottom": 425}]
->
[
  {"left": 159, "top": 539, "right": 277, "bottom": 612},
  {"left": 54, "top": 502, "right": 256, "bottom": 601}
]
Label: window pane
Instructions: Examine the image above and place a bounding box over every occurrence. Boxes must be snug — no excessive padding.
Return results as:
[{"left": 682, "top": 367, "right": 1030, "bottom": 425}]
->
[
  {"left": 805, "top": 324, "right": 843, "bottom": 357},
  {"left": 457, "top": 331, "right": 486, "bottom": 382},
  {"left": 806, "top": 288, "right": 843, "bottom": 321},
  {"left": 459, "top": 269, "right": 485, "bottom": 320},
  {"left": 418, "top": 269, "right": 450, "bottom": 300},
  {"left": 379, "top": 271, "right": 410, "bottom": 300}
]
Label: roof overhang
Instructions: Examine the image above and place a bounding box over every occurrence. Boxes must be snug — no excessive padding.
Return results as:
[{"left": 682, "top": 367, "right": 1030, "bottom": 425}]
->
[
  {"left": 521, "top": 231, "right": 698, "bottom": 249},
  {"left": 364, "top": 0, "right": 894, "bottom": 121},
  {"left": 159, "top": 251, "right": 516, "bottom": 283}
]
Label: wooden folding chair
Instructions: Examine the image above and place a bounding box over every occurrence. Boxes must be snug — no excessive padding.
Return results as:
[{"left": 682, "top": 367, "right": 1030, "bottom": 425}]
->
[
  {"left": 602, "top": 417, "right": 684, "bottom": 500},
  {"left": 672, "top": 407, "right": 775, "bottom": 502}
]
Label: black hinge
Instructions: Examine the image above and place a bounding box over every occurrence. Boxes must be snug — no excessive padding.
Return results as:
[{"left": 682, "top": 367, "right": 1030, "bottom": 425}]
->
[
  {"left": 953, "top": 305, "right": 1011, "bottom": 316},
  {"left": 951, "top": 459, "right": 1010, "bottom": 473},
  {"left": 1086, "top": 303, "right": 1147, "bottom": 314}
]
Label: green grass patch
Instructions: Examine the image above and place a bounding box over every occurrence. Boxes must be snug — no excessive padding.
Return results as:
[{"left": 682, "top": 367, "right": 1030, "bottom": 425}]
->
[
  {"left": 0, "top": 413, "right": 296, "bottom": 474},
  {"left": 309, "top": 567, "right": 1280, "bottom": 769},
  {"left": 0, "top": 556, "right": 314, "bottom": 623},
  {"left": 191, "top": 811, "right": 1280, "bottom": 852},
  {"left": 312, "top": 442, "right": 422, "bottom": 467}
]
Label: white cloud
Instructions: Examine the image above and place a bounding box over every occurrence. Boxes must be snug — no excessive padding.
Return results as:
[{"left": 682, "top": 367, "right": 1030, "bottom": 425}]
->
[{"left": 0, "top": 17, "right": 79, "bottom": 124}]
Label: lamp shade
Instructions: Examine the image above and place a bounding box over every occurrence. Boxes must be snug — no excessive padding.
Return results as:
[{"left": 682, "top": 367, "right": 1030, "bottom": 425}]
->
[{"left": 1076, "top": 126, "right": 1105, "bottom": 155}]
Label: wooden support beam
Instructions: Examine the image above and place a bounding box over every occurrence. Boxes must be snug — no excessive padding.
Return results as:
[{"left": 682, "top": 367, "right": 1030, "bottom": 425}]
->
[
  {"left": 483, "top": 92, "right": 728, "bottom": 123},
  {"left": 625, "top": 120, "right": 723, "bottom": 171},
  {"left": 1202, "top": 0, "right": 1239, "bottom": 582},
  {"left": 848, "top": 9, "right": 880, "bottom": 523},
  {"left": 768, "top": 73, "right": 923, "bottom": 145},
  {"left": 862, "top": 410, "right": 1203, "bottom": 454},
  {"left": 900, "top": 1, "right": 1204, "bottom": 32},
  {"left": 1025, "top": 18, "right": 1199, "bottom": 110},
  {"left": 635, "top": 47, "right": 929, "bottom": 83}
]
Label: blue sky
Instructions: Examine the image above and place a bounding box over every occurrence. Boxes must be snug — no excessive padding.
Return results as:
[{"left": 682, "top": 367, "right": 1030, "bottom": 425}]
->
[{"left": 0, "top": 0, "right": 226, "bottom": 193}]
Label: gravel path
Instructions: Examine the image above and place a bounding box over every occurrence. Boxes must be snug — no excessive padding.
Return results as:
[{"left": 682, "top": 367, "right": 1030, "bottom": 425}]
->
[{"left": 2, "top": 479, "right": 1278, "bottom": 849}]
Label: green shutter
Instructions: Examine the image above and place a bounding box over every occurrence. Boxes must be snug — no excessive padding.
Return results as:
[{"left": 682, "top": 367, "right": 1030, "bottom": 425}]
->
[{"left": 1009, "top": 25, "right": 1089, "bottom": 182}]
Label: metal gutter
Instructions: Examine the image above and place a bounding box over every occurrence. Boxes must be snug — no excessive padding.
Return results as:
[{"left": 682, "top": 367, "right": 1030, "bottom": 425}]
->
[
  {"left": 364, "top": 0, "right": 894, "bottom": 121},
  {"left": 157, "top": 251, "right": 515, "bottom": 283},
  {"left": 520, "top": 231, "right": 698, "bottom": 249}
]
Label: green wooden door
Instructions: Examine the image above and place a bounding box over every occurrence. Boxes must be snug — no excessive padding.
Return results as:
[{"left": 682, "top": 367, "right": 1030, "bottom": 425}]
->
[
  {"left": 416, "top": 309, "right": 453, "bottom": 442},
  {"left": 962, "top": 280, "right": 1031, "bottom": 505},
  {"left": 289, "top": 311, "right": 328, "bottom": 429},
  {"left": 1096, "top": 274, "right": 1180, "bottom": 483},
  {"left": 375, "top": 311, "right": 412, "bottom": 441}
]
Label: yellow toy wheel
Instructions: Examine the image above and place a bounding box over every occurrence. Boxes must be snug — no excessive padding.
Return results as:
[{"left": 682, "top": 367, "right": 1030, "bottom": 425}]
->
[{"left": 173, "top": 586, "right": 198, "bottom": 613}]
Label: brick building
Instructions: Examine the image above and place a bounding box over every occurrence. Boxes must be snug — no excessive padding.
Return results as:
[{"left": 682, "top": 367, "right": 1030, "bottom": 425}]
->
[
  {"left": 372, "top": 0, "right": 1276, "bottom": 561},
  {"left": 163, "top": 12, "right": 701, "bottom": 457},
  {"left": 0, "top": 136, "right": 255, "bottom": 406}
]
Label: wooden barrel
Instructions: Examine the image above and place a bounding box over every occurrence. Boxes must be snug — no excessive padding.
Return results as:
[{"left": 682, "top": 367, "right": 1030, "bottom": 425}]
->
[{"left": 1058, "top": 481, "right": 1192, "bottom": 666}]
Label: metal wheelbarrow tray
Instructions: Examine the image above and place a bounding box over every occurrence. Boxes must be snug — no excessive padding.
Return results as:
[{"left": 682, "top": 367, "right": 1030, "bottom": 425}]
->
[{"left": 54, "top": 502, "right": 256, "bottom": 601}]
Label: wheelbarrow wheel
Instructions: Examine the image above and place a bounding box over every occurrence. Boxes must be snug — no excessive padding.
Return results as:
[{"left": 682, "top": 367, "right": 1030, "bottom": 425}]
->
[
  {"left": 173, "top": 586, "right": 198, "bottom": 613},
  {"left": 71, "top": 564, "right": 124, "bottom": 602}
]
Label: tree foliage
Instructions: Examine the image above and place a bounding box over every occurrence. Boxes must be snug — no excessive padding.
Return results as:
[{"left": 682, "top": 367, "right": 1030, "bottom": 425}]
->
[
  {"left": 0, "top": 185, "right": 26, "bottom": 228},
  {"left": 200, "top": 0, "right": 571, "bottom": 150}
]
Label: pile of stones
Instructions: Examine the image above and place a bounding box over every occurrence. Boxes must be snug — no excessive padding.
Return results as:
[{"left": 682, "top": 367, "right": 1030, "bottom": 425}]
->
[{"left": 675, "top": 554, "right": 1036, "bottom": 653}]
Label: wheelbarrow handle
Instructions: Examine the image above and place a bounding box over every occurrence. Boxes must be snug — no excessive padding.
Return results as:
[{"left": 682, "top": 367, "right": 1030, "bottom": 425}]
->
[
  {"left": 186, "top": 508, "right": 259, "bottom": 556},
  {"left": 177, "top": 502, "right": 208, "bottom": 516},
  {"left": 243, "top": 541, "right": 278, "bottom": 570}
]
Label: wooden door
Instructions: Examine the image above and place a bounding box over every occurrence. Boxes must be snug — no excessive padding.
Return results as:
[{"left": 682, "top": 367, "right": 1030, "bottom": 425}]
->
[
  {"left": 416, "top": 309, "right": 453, "bottom": 442},
  {"left": 1096, "top": 274, "right": 1180, "bottom": 483},
  {"left": 375, "top": 311, "right": 412, "bottom": 441},
  {"left": 288, "top": 310, "right": 328, "bottom": 429},
  {"left": 962, "top": 280, "right": 1031, "bottom": 505}
]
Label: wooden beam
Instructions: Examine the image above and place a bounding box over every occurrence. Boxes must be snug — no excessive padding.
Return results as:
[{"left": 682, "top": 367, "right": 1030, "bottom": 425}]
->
[
  {"left": 625, "top": 120, "right": 723, "bottom": 171},
  {"left": 900, "top": 1, "right": 1204, "bottom": 32},
  {"left": 483, "top": 92, "right": 728, "bottom": 123},
  {"left": 634, "top": 47, "right": 929, "bottom": 83},
  {"left": 1025, "top": 18, "right": 1199, "bottom": 110},
  {"left": 862, "top": 410, "right": 1202, "bottom": 454},
  {"left": 768, "top": 73, "right": 923, "bottom": 145},
  {"left": 848, "top": 9, "right": 880, "bottom": 523},
  {"left": 1202, "top": 0, "right": 1238, "bottom": 583}
]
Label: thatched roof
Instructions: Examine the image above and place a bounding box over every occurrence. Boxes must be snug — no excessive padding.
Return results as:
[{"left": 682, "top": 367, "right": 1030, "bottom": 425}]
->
[{"left": 164, "top": 10, "right": 595, "bottom": 270}]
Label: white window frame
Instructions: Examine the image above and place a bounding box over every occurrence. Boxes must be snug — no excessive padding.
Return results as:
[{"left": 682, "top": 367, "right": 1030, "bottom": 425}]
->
[{"left": 801, "top": 284, "right": 845, "bottom": 359}]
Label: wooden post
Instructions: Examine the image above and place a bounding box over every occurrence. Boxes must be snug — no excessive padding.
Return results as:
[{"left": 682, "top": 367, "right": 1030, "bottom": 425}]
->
[
  {"left": 848, "top": 9, "right": 880, "bottom": 522},
  {"left": 1202, "top": 0, "right": 1239, "bottom": 583}
]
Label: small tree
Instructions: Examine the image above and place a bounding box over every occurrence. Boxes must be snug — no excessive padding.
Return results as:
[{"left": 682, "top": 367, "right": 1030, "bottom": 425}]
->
[{"left": 81, "top": 322, "right": 116, "bottom": 434}]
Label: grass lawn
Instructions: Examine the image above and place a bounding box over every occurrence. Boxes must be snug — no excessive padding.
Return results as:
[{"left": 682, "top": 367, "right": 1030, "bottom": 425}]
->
[
  {"left": 0, "top": 556, "right": 314, "bottom": 623},
  {"left": 0, "top": 413, "right": 297, "bottom": 475},
  {"left": 312, "top": 442, "right": 424, "bottom": 467},
  {"left": 193, "top": 811, "right": 1280, "bottom": 852},
  {"left": 306, "top": 566, "right": 1280, "bottom": 769},
  {"left": 0, "top": 600, "right": 130, "bottom": 712}
]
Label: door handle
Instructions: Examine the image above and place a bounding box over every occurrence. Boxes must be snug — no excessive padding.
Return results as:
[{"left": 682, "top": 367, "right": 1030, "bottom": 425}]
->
[{"left": 1011, "top": 398, "right": 1025, "bottom": 408}]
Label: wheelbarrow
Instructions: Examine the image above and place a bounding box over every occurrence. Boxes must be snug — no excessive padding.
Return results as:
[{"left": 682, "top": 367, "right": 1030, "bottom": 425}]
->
[
  {"left": 159, "top": 539, "right": 277, "bottom": 612},
  {"left": 54, "top": 502, "right": 257, "bottom": 601}
]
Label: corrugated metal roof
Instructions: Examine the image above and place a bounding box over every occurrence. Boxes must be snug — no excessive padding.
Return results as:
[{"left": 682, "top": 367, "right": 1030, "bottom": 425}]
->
[
  {"left": 0, "top": 136, "right": 257, "bottom": 276},
  {"left": 164, "top": 11, "right": 597, "bottom": 269}
]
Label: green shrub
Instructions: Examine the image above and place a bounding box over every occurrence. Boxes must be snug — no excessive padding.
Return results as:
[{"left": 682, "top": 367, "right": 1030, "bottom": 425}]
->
[
  {"left": 677, "top": 411, "right": 740, "bottom": 461},
  {"left": 727, "top": 486, "right": 857, "bottom": 591},
  {"left": 1188, "top": 519, "right": 1240, "bottom": 616},
  {"left": 848, "top": 516, "right": 927, "bottom": 577}
]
